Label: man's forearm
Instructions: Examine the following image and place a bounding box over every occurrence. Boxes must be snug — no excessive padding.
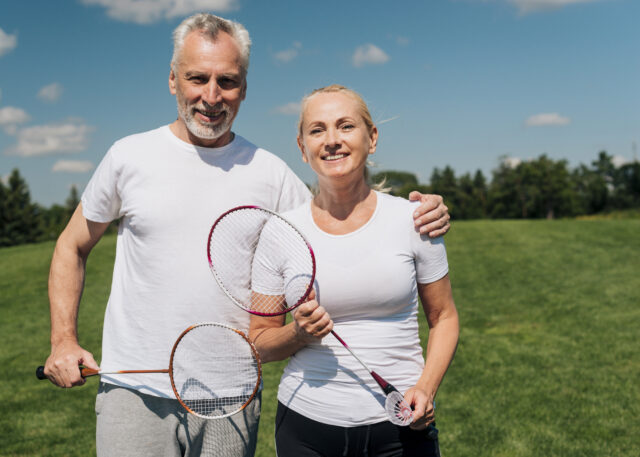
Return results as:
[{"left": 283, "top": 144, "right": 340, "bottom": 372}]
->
[{"left": 48, "top": 236, "right": 87, "bottom": 345}]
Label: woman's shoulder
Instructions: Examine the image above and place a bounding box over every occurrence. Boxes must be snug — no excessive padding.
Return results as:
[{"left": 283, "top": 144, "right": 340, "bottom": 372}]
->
[
  {"left": 376, "top": 191, "right": 418, "bottom": 219},
  {"left": 280, "top": 202, "right": 311, "bottom": 227}
]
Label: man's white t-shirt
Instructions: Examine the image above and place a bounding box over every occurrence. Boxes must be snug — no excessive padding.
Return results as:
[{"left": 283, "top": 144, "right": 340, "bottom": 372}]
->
[
  {"left": 272, "top": 192, "right": 449, "bottom": 426},
  {"left": 81, "top": 126, "right": 310, "bottom": 397}
]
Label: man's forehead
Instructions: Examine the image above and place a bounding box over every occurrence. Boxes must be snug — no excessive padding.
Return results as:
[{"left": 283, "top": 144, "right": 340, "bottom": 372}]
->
[{"left": 176, "top": 31, "right": 243, "bottom": 73}]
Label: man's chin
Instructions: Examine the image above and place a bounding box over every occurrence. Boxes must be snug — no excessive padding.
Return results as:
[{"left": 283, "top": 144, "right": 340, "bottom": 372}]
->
[{"left": 186, "top": 122, "right": 227, "bottom": 141}]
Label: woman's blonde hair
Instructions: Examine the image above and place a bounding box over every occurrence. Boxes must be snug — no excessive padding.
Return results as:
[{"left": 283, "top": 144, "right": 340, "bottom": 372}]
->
[{"left": 297, "top": 84, "right": 389, "bottom": 192}]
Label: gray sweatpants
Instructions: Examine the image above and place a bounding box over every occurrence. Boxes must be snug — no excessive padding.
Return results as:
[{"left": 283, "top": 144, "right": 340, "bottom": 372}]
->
[{"left": 95, "top": 382, "right": 261, "bottom": 457}]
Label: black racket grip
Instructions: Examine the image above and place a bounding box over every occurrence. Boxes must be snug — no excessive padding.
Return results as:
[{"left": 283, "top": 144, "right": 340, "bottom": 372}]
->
[{"left": 36, "top": 365, "right": 47, "bottom": 380}]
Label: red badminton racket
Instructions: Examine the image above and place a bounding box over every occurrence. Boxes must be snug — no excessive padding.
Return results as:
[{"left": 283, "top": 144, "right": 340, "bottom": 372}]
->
[{"left": 207, "top": 205, "right": 413, "bottom": 426}]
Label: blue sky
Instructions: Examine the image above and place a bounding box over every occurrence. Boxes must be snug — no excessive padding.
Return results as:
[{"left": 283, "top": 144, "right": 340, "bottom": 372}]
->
[{"left": 0, "top": 0, "right": 638, "bottom": 206}]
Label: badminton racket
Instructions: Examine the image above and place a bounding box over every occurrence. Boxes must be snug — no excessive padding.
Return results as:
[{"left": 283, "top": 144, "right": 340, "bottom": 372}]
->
[
  {"left": 36, "top": 322, "right": 261, "bottom": 419},
  {"left": 207, "top": 206, "right": 414, "bottom": 426}
]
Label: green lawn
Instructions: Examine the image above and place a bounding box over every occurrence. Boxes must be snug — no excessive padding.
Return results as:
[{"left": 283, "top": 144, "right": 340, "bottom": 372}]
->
[{"left": 1, "top": 219, "right": 638, "bottom": 456}]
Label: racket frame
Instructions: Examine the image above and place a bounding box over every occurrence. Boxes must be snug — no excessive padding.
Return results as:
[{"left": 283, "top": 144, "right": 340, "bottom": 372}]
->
[
  {"left": 207, "top": 205, "right": 317, "bottom": 316},
  {"left": 168, "top": 322, "right": 263, "bottom": 419}
]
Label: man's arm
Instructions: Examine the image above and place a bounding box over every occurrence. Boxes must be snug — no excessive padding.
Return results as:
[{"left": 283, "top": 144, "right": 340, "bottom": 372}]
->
[
  {"left": 44, "top": 203, "right": 110, "bottom": 388},
  {"left": 409, "top": 192, "right": 451, "bottom": 238}
]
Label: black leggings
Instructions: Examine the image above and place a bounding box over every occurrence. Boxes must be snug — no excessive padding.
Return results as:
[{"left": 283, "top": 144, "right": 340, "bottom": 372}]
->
[{"left": 275, "top": 402, "right": 441, "bottom": 457}]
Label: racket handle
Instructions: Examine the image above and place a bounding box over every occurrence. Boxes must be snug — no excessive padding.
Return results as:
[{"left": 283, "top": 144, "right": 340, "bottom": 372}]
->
[
  {"left": 80, "top": 367, "right": 100, "bottom": 377},
  {"left": 35, "top": 365, "right": 100, "bottom": 380},
  {"left": 35, "top": 365, "right": 46, "bottom": 380},
  {"left": 370, "top": 370, "right": 395, "bottom": 395}
]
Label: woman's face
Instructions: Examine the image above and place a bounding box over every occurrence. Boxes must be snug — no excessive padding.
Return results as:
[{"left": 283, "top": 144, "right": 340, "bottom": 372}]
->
[{"left": 298, "top": 91, "right": 377, "bottom": 183}]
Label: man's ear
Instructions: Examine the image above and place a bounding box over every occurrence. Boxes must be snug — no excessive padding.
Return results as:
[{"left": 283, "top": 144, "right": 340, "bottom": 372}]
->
[
  {"left": 297, "top": 136, "right": 308, "bottom": 163},
  {"left": 241, "top": 78, "right": 247, "bottom": 101},
  {"left": 169, "top": 68, "right": 177, "bottom": 95}
]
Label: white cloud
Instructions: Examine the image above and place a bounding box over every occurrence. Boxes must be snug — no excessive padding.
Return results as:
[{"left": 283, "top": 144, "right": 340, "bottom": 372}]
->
[
  {"left": 52, "top": 160, "right": 95, "bottom": 173},
  {"left": 611, "top": 155, "right": 630, "bottom": 168},
  {"left": 80, "top": 0, "right": 240, "bottom": 24},
  {"left": 507, "top": 0, "right": 600, "bottom": 14},
  {"left": 0, "top": 106, "right": 31, "bottom": 134},
  {"left": 273, "top": 102, "right": 301, "bottom": 116},
  {"left": 352, "top": 44, "right": 390, "bottom": 68},
  {"left": 502, "top": 157, "right": 523, "bottom": 168},
  {"left": 396, "top": 36, "right": 410, "bottom": 46},
  {"left": 37, "top": 83, "right": 64, "bottom": 103},
  {"left": 274, "top": 42, "right": 302, "bottom": 63},
  {"left": 525, "top": 113, "right": 571, "bottom": 127},
  {"left": 0, "top": 27, "right": 17, "bottom": 57},
  {"left": 5, "top": 120, "right": 93, "bottom": 157}
]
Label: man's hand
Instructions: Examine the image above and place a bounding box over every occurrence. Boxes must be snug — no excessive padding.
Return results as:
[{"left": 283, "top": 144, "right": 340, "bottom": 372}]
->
[
  {"left": 409, "top": 191, "right": 450, "bottom": 238},
  {"left": 44, "top": 338, "right": 99, "bottom": 388}
]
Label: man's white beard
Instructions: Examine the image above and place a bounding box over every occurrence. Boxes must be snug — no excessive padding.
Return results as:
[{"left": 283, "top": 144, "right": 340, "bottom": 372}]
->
[{"left": 176, "top": 98, "right": 234, "bottom": 142}]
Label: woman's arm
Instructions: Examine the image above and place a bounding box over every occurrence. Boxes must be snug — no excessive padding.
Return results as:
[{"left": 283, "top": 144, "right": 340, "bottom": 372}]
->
[
  {"left": 248, "top": 290, "right": 334, "bottom": 363},
  {"left": 404, "top": 274, "right": 459, "bottom": 429}
]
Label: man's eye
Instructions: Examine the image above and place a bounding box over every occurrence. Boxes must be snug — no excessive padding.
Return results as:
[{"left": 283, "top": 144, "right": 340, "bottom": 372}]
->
[{"left": 219, "top": 78, "right": 239, "bottom": 89}]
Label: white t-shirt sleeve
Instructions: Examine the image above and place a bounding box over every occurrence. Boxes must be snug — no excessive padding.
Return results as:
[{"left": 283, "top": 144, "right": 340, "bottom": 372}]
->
[
  {"left": 274, "top": 166, "right": 312, "bottom": 213},
  {"left": 409, "top": 202, "right": 449, "bottom": 284},
  {"left": 251, "top": 218, "right": 286, "bottom": 295},
  {"left": 81, "top": 145, "right": 123, "bottom": 223}
]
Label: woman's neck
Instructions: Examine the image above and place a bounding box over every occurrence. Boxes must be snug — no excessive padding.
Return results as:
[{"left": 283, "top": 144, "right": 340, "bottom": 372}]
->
[{"left": 311, "top": 178, "right": 376, "bottom": 234}]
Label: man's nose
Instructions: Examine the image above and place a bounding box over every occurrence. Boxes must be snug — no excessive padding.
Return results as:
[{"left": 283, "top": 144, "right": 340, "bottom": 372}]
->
[{"left": 202, "top": 81, "right": 222, "bottom": 105}]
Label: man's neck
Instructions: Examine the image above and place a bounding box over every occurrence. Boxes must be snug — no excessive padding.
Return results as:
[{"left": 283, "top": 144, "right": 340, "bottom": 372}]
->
[{"left": 169, "top": 119, "right": 234, "bottom": 148}]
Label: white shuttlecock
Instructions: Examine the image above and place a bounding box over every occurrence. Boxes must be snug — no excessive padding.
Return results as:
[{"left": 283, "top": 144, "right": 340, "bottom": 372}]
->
[{"left": 385, "top": 391, "right": 413, "bottom": 426}]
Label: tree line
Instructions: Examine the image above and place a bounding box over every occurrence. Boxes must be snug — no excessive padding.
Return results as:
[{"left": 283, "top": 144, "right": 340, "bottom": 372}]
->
[
  {"left": 372, "top": 151, "right": 640, "bottom": 220},
  {"left": 1, "top": 150, "right": 639, "bottom": 247}
]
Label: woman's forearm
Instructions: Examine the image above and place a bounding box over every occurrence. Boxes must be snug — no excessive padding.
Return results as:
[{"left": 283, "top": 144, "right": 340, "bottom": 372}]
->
[
  {"left": 249, "top": 321, "right": 309, "bottom": 363},
  {"left": 416, "top": 311, "right": 459, "bottom": 398}
]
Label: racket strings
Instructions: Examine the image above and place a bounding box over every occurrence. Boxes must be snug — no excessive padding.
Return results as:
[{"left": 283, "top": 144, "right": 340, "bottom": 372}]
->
[
  {"left": 209, "top": 207, "right": 315, "bottom": 316},
  {"left": 170, "top": 323, "right": 260, "bottom": 419}
]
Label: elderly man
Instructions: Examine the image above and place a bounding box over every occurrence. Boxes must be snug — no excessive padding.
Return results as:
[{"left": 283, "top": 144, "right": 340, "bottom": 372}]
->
[{"left": 43, "top": 13, "right": 450, "bottom": 457}]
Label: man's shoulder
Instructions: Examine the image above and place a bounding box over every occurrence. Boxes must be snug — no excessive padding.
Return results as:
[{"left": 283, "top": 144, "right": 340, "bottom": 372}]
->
[
  {"left": 234, "top": 135, "right": 291, "bottom": 169},
  {"left": 111, "top": 125, "right": 168, "bottom": 149}
]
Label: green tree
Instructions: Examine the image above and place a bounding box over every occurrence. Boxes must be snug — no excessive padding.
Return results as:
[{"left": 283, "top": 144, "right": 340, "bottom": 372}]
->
[
  {"left": 65, "top": 185, "right": 80, "bottom": 213},
  {"left": 488, "top": 155, "right": 576, "bottom": 219},
  {"left": 612, "top": 162, "right": 640, "bottom": 209},
  {"left": 571, "top": 164, "right": 608, "bottom": 215},
  {"left": 369, "top": 170, "right": 429, "bottom": 198},
  {"left": 455, "top": 170, "right": 488, "bottom": 220},
  {"left": 429, "top": 166, "right": 460, "bottom": 216},
  {"left": 0, "top": 169, "right": 43, "bottom": 246},
  {"left": 487, "top": 158, "right": 522, "bottom": 218}
]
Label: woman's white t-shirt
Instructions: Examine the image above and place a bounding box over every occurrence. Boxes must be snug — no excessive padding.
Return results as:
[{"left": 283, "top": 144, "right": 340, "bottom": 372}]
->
[{"left": 264, "top": 192, "right": 449, "bottom": 426}]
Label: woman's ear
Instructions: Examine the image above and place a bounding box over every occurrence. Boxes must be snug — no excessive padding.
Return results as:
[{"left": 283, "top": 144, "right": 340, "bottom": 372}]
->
[
  {"left": 298, "top": 136, "right": 309, "bottom": 163},
  {"left": 368, "top": 126, "right": 379, "bottom": 155}
]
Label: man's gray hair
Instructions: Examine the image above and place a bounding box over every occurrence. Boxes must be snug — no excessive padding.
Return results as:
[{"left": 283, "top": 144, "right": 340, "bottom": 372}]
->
[{"left": 171, "top": 13, "right": 251, "bottom": 76}]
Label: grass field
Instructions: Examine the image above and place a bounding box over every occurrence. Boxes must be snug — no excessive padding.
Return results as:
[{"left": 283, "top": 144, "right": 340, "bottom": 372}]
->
[{"left": 1, "top": 219, "right": 639, "bottom": 456}]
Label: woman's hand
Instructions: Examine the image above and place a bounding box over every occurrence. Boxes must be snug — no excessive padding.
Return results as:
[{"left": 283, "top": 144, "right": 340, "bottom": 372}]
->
[
  {"left": 293, "top": 290, "right": 333, "bottom": 343},
  {"left": 403, "top": 386, "right": 435, "bottom": 430}
]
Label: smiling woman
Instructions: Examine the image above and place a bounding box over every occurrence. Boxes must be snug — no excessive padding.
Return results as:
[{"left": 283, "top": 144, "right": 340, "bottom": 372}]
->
[{"left": 248, "top": 85, "right": 459, "bottom": 457}]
